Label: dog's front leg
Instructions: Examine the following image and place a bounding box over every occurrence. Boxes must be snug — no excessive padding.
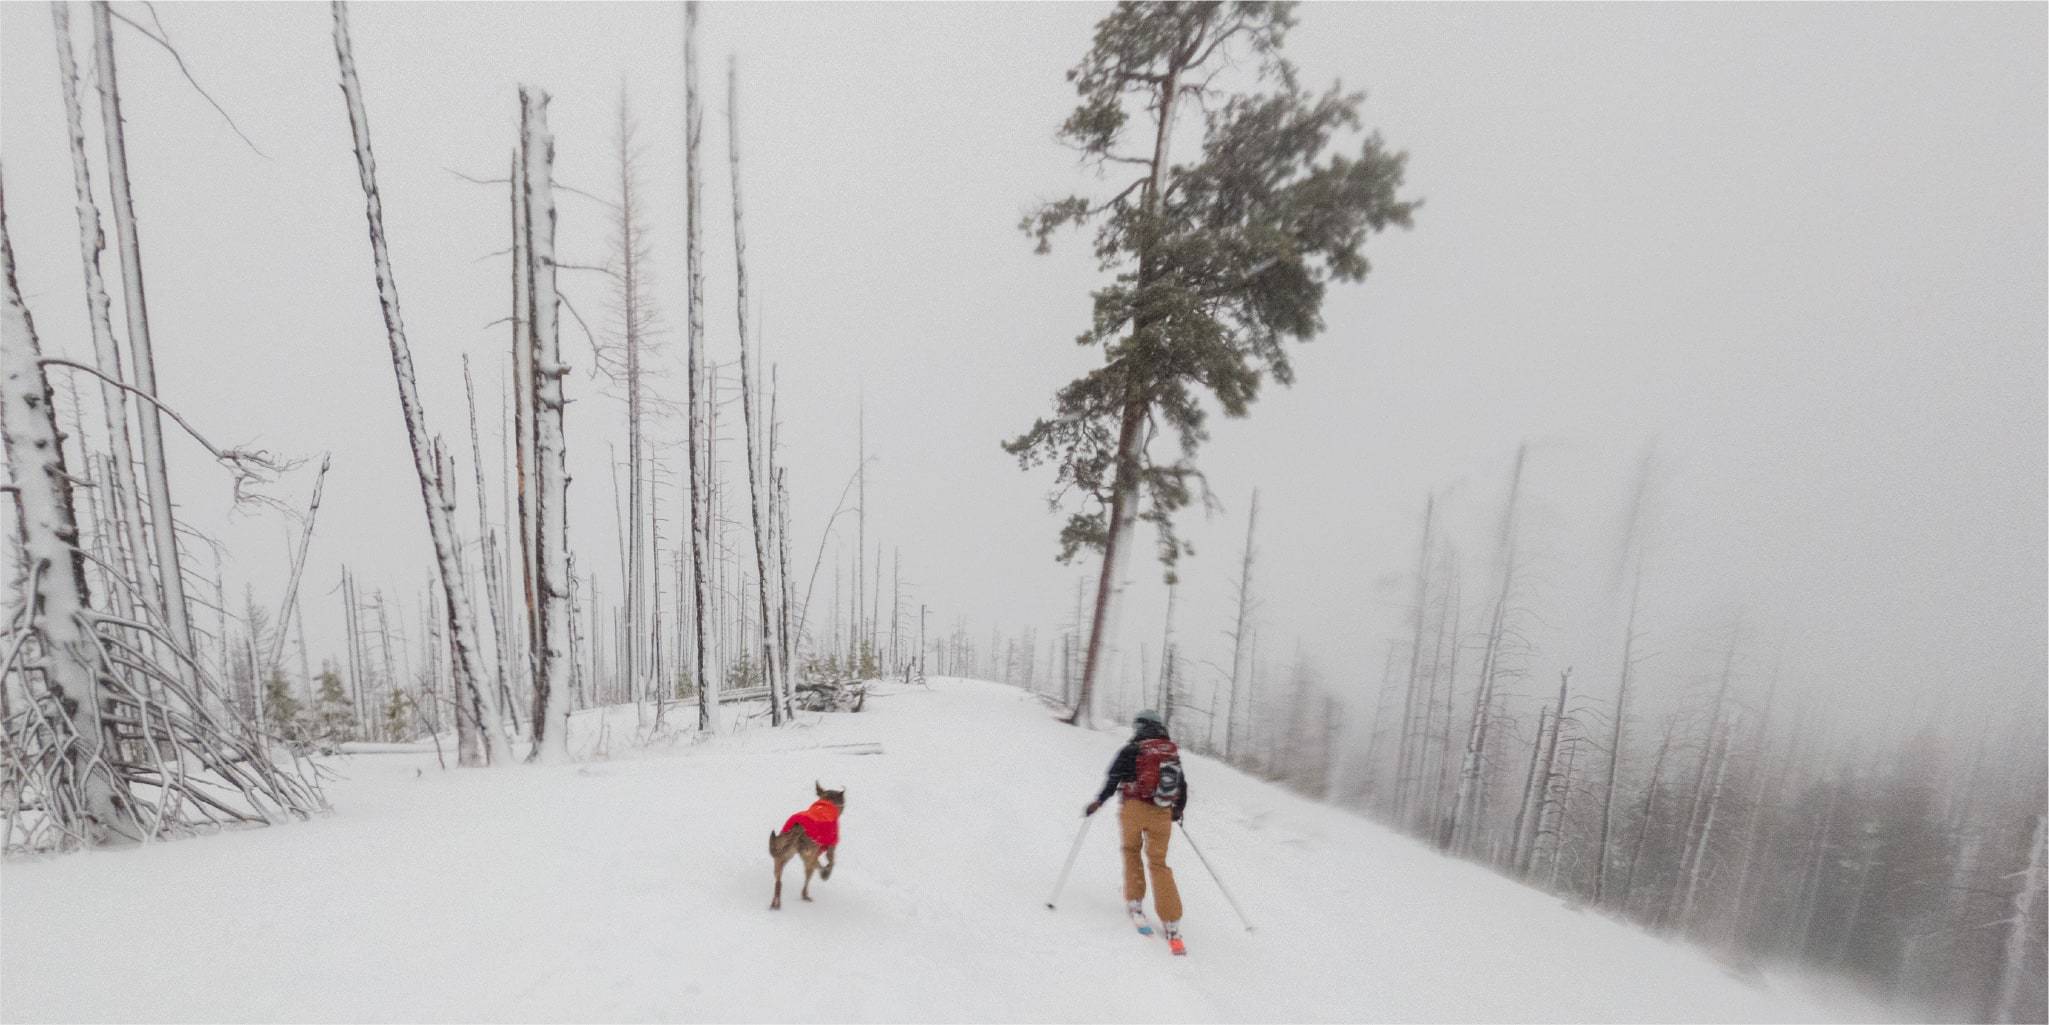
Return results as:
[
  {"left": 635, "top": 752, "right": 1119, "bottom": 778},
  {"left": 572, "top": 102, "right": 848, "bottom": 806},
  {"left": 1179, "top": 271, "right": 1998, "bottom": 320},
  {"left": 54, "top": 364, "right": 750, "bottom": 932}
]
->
[
  {"left": 821, "top": 847, "right": 836, "bottom": 881},
  {"left": 801, "top": 855, "right": 817, "bottom": 902}
]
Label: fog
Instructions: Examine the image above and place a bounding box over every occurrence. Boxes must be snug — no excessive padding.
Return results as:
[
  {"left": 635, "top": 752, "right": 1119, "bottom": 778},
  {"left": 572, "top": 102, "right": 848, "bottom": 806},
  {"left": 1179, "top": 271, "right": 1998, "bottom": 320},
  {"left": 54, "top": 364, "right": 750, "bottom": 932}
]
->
[{"left": 2, "top": 1, "right": 2038, "bottom": 731}]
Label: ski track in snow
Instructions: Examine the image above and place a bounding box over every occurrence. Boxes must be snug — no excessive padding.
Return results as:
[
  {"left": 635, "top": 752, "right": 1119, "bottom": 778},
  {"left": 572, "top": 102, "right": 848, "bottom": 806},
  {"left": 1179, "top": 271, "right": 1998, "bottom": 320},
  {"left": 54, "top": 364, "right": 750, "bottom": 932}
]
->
[{"left": 1, "top": 679, "right": 1848, "bottom": 1023}]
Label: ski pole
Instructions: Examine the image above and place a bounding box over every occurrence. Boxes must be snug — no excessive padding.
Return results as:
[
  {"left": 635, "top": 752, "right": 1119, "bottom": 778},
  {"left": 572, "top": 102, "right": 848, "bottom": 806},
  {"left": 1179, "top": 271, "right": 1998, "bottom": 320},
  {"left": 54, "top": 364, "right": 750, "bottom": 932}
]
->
[
  {"left": 1046, "top": 812, "right": 1095, "bottom": 910},
  {"left": 1177, "top": 822, "right": 1255, "bottom": 932}
]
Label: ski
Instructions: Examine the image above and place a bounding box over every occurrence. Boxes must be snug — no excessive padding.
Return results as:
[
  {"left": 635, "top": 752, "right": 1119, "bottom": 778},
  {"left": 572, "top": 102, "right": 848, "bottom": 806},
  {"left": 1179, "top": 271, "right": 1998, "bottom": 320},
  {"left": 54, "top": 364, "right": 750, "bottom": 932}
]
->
[
  {"left": 1128, "top": 906, "right": 1154, "bottom": 936},
  {"left": 1167, "top": 935, "right": 1187, "bottom": 956}
]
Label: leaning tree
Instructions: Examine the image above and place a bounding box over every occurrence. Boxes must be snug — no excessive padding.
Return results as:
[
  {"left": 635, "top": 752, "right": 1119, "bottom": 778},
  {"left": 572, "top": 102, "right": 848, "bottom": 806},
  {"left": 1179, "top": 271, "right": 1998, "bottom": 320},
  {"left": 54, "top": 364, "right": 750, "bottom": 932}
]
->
[
  {"left": 1008, "top": 1, "right": 1418, "bottom": 723},
  {"left": 4, "top": 171, "right": 323, "bottom": 852}
]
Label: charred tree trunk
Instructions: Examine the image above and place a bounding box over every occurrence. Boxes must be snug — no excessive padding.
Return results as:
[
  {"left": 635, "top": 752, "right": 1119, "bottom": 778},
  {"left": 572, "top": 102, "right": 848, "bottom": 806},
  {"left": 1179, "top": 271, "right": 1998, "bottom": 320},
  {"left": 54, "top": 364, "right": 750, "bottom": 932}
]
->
[
  {"left": 521, "top": 86, "right": 572, "bottom": 761},
  {"left": 332, "top": 0, "right": 501, "bottom": 765}
]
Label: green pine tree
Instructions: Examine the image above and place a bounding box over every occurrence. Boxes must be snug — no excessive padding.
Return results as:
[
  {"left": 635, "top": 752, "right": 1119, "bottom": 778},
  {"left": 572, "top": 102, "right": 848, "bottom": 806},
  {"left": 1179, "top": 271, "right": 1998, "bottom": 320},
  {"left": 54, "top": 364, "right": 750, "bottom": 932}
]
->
[
  {"left": 312, "top": 668, "right": 356, "bottom": 745},
  {"left": 382, "top": 688, "right": 415, "bottom": 743},
  {"left": 262, "top": 670, "right": 304, "bottom": 743},
  {"left": 1010, "top": 1, "right": 1417, "bottom": 723},
  {"left": 726, "top": 652, "right": 762, "bottom": 691}
]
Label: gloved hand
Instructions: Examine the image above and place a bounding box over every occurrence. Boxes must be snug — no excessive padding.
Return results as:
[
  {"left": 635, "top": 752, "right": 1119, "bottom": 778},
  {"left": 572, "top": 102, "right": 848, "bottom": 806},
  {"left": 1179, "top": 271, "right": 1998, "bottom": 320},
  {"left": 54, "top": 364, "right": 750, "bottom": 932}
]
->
[
  {"left": 1171, "top": 807, "right": 1183, "bottom": 823},
  {"left": 1085, "top": 800, "right": 1103, "bottom": 817}
]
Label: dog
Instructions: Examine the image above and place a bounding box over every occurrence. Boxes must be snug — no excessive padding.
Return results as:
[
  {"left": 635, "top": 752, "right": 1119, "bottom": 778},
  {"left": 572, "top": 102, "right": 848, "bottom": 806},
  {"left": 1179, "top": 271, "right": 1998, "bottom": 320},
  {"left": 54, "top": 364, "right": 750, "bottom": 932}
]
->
[{"left": 770, "top": 781, "right": 845, "bottom": 910}]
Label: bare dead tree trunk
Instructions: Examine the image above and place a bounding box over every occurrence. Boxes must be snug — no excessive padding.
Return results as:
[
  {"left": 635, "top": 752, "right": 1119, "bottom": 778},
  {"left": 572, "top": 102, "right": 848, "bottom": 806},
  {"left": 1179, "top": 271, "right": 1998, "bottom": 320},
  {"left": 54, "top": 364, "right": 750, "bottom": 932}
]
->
[
  {"left": 1676, "top": 707, "right": 1739, "bottom": 931},
  {"left": 373, "top": 591, "right": 396, "bottom": 738},
  {"left": 856, "top": 392, "right": 864, "bottom": 670},
  {"left": 1665, "top": 626, "right": 1740, "bottom": 928},
  {"left": 775, "top": 457, "right": 796, "bottom": 717},
  {"left": 521, "top": 85, "right": 572, "bottom": 762},
  {"left": 1622, "top": 717, "right": 1678, "bottom": 912},
  {"left": 1392, "top": 493, "right": 1433, "bottom": 822},
  {"left": 1426, "top": 556, "right": 1464, "bottom": 833},
  {"left": 432, "top": 440, "right": 482, "bottom": 763},
  {"left": 293, "top": 600, "right": 313, "bottom": 698},
  {"left": 1155, "top": 579, "right": 1177, "bottom": 722},
  {"left": 727, "top": 56, "right": 780, "bottom": 726},
  {"left": 509, "top": 153, "right": 540, "bottom": 697},
  {"left": 52, "top": 5, "right": 154, "bottom": 647},
  {"left": 566, "top": 550, "right": 585, "bottom": 710},
  {"left": 1993, "top": 810, "right": 2046, "bottom": 1024},
  {"left": 1720, "top": 659, "right": 1783, "bottom": 950},
  {"left": 265, "top": 454, "right": 329, "bottom": 677},
  {"left": 331, "top": 0, "right": 500, "bottom": 766},
  {"left": 504, "top": 149, "right": 538, "bottom": 720},
  {"left": 1594, "top": 555, "right": 1647, "bottom": 906},
  {"left": 610, "top": 88, "right": 648, "bottom": 716},
  {"left": 1594, "top": 447, "right": 1656, "bottom": 904},
  {"left": 1511, "top": 704, "right": 1549, "bottom": 873},
  {"left": 464, "top": 356, "right": 517, "bottom": 738},
  {"left": 1542, "top": 737, "right": 1581, "bottom": 890},
  {"left": 340, "top": 568, "right": 361, "bottom": 736},
  {"left": 1518, "top": 668, "right": 1571, "bottom": 877},
  {"left": 1442, "top": 443, "right": 1526, "bottom": 853},
  {"left": 2, "top": 174, "right": 140, "bottom": 845},
  {"left": 91, "top": 1, "right": 193, "bottom": 658},
  {"left": 1225, "top": 488, "right": 1260, "bottom": 758},
  {"left": 684, "top": 1, "right": 713, "bottom": 733}
]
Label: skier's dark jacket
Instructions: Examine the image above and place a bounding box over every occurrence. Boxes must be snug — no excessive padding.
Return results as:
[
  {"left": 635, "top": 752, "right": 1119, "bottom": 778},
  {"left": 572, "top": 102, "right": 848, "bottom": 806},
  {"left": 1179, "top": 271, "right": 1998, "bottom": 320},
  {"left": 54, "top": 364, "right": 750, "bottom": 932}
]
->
[{"left": 1094, "top": 720, "right": 1190, "bottom": 815}]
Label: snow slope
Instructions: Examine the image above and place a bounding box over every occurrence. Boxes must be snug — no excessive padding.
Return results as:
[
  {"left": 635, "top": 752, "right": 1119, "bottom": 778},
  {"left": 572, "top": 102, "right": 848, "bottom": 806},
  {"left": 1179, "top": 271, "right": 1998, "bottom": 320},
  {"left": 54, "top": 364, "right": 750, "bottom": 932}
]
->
[{"left": 1, "top": 678, "right": 1846, "bottom": 1023}]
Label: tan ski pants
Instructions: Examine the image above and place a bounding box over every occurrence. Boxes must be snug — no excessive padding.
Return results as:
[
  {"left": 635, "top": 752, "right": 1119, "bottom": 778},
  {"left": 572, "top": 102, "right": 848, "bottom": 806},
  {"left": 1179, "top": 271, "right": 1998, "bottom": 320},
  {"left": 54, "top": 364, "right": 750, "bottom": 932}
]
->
[{"left": 1119, "top": 799, "right": 1182, "bottom": 922}]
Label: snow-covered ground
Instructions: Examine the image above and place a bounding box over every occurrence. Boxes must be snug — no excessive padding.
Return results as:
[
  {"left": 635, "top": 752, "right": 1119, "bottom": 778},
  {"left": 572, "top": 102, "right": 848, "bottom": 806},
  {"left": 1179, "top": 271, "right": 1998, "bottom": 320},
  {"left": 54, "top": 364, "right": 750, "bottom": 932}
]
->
[{"left": 2, "top": 678, "right": 1854, "bottom": 1023}]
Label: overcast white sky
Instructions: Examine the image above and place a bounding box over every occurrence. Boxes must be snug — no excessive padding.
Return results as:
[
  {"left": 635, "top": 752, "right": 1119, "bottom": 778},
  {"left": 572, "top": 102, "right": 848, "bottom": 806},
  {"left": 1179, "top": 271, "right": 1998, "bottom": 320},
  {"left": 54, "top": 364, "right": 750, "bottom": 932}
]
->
[{"left": 2, "top": 2, "right": 2042, "bottom": 733}]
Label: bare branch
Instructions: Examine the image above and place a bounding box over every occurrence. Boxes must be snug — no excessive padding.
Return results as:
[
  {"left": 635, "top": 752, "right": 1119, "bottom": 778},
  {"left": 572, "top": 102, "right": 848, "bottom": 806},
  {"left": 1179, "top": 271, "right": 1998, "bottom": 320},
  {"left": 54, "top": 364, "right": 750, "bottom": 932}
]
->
[
  {"left": 444, "top": 167, "right": 619, "bottom": 210},
  {"left": 556, "top": 290, "right": 601, "bottom": 354},
  {"left": 556, "top": 260, "right": 623, "bottom": 281},
  {"left": 109, "top": 6, "right": 266, "bottom": 158},
  {"left": 37, "top": 358, "right": 294, "bottom": 501}
]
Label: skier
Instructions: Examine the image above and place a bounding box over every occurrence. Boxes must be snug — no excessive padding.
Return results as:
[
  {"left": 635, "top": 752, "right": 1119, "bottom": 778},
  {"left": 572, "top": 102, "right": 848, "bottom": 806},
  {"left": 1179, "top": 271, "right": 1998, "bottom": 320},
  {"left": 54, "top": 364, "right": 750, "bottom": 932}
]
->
[{"left": 1085, "top": 708, "right": 1190, "bottom": 954}]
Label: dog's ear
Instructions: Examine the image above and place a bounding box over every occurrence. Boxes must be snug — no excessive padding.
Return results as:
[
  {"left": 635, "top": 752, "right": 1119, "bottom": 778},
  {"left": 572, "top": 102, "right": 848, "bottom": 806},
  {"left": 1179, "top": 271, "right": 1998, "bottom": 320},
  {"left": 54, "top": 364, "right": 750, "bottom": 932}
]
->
[{"left": 815, "top": 780, "right": 824, "bottom": 798}]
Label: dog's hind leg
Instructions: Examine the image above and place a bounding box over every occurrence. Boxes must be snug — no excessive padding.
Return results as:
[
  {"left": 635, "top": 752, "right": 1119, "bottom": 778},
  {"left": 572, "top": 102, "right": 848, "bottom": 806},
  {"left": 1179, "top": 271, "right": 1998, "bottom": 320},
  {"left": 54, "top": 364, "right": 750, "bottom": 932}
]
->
[{"left": 771, "top": 845, "right": 788, "bottom": 910}]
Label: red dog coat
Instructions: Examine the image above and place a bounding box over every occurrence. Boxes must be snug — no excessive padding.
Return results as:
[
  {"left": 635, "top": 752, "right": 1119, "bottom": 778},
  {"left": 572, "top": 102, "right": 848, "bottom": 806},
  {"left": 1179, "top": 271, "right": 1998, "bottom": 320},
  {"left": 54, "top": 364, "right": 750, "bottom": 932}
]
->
[{"left": 781, "top": 799, "right": 841, "bottom": 849}]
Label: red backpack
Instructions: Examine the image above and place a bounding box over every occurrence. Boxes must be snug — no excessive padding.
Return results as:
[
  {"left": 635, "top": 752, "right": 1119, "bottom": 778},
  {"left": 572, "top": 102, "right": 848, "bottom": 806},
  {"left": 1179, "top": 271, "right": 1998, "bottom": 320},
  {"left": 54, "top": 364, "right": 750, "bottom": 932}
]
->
[{"left": 1122, "top": 737, "right": 1184, "bottom": 807}]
